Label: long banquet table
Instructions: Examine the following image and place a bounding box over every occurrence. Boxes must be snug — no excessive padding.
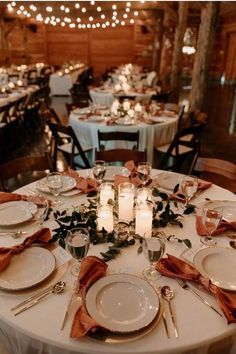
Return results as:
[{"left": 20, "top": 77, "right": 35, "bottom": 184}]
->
[
  {"left": 0, "top": 168, "right": 236, "bottom": 354},
  {"left": 0, "top": 85, "right": 39, "bottom": 108},
  {"left": 69, "top": 112, "right": 178, "bottom": 164}
]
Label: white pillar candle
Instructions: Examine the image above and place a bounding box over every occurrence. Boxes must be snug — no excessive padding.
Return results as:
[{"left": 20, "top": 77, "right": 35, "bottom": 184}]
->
[
  {"left": 135, "top": 201, "right": 153, "bottom": 238},
  {"left": 118, "top": 182, "right": 134, "bottom": 222},
  {"left": 136, "top": 188, "right": 152, "bottom": 204},
  {"left": 97, "top": 205, "right": 114, "bottom": 233},
  {"left": 100, "top": 183, "right": 115, "bottom": 206}
]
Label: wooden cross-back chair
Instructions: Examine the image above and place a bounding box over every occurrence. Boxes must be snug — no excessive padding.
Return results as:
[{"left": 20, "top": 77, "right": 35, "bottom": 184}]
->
[
  {"left": 0, "top": 153, "right": 53, "bottom": 191},
  {"left": 95, "top": 148, "right": 147, "bottom": 165},
  {"left": 48, "top": 122, "right": 92, "bottom": 170},
  {"left": 190, "top": 157, "right": 236, "bottom": 193},
  {"left": 98, "top": 130, "right": 140, "bottom": 151}
]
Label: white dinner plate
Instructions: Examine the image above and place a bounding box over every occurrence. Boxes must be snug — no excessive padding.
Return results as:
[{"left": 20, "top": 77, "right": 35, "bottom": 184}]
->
[
  {"left": 0, "top": 247, "right": 55, "bottom": 290},
  {"left": 73, "top": 107, "right": 91, "bottom": 115},
  {"left": 36, "top": 176, "right": 76, "bottom": 194},
  {"left": 150, "top": 116, "right": 166, "bottom": 123},
  {"left": 88, "top": 115, "right": 104, "bottom": 123},
  {"left": 86, "top": 274, "right": 159, "bottom": 333},
  {"left": 115, "top": 118, "right": 135, "bottom": 126},
  {"left": 105, "top": 166, "right": 130, "bottom": 181},
  {"left": 157, "top": 172, "right": 183, "bottom": 191},
  {"left": 0, "top": 201, "right": 37, "bottom": 226},
  {"left": 194, "top": 247, "right": 236, "bottom": 290}
]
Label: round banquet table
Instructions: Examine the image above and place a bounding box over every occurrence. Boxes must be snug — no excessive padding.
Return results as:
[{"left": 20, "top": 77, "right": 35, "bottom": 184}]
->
[
  {"left": 69, "top": 112, "right": 178, "bottom": 165},
  {"left": 1, "top": 168, "right": 236, "bottom": 354}
]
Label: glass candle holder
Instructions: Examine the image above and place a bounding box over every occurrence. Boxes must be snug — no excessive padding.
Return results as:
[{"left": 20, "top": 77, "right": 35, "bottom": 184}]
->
[
  {"left": 118, "top": 182, "right": 134, "bottom": 222},
  {"left": 136, "top": 187, "right": 152, "bottom": 204},
  {"left": 100, "top": 183, "right": 115, "bottom": 206},
  {"left": 135, "top": 200, "right": 153, "bottom": 238},
  {"left": 97, "top": 204, "right": 114, "bottom": 233}
]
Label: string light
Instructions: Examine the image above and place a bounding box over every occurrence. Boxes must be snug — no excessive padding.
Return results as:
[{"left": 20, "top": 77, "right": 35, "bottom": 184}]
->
[{"left": 6, "top": 2, "right": 141, "bottom": 30}]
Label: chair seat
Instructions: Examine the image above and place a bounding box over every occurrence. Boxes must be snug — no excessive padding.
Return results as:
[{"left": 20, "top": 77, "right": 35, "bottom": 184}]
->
[
  {"left": 156, "top": 143, "right": 193, "bottom": 155},
  {"left": 58, "top": 142, "right": 93, "bottom": 155},
  {"left": 179, "top": 134, "right": 194, "bottom": 142}
]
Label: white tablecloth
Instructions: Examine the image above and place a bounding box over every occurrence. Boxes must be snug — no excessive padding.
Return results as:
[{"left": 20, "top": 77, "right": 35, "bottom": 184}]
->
[
  {"left": 69, "top": 112, "right": 178, "bottom": 164},
  {"left": 0, "top": 169, "right": 236, "bottom": 354},
  {"left": 49, "top": 69, "right": 85, "bottom": 96}
]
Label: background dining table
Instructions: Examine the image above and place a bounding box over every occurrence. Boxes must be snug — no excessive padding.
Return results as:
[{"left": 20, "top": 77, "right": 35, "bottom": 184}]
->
[
  {"left": 69, "top": 112, "right": 178, "bottom": 164},
  {"left": 0, "top": 168, "right": 236, "bottom": 354}
]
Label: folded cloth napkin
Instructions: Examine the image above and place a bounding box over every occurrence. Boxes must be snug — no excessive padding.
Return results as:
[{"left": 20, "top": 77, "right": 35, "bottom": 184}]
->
[
  {"left": 0, "top": 192, "right": 50, "bottom": 206},
  {"left": 64, "top": 168, "right": 97, "bottom": 194},
  {"left": 156, "top": 254, "right": 236, "bottom": 324},
  {"left": 0, "top": 228, "right": 51, "bottom": 272},
  {"left": 78, "top": 112, "right": 101, "bottom": 121},
  {"left": 70, "top": 256, "right": 108, "bottom": 339},
  {"left": 113, "top": 161, "right": 143, "bottom": 188},
  {"left": 169, "top": 179, "right": 212, "bottom": 203},
  {"left": 196, "top": 215, "right": 236, "bottom": 236}
]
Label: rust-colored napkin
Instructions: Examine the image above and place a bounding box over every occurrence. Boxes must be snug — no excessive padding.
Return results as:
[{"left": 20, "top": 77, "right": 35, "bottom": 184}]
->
[
  {"left": 70, "top": 256, "right": 108, "bottom": 339},
  {"left": 196, "top": 215, "right": 236, "bottom": 236},
  {"left": 0, "top": 228, "right": 51, "bottom": 272},
  {"left": 0, "top": 192, "right": 50, "bottom": 207},
  {"left": 157, "top": 254, "right": 236, "bottom": 324},
  {"left": 113, "top": 160, "right": 143, "bottom": 189},
  {"left": 64, "top": 168, "right": 97, "bottom": 194},
  {"left": 169, "top": 179, "right": 212, "bottom": 203},
  {"left": 78, "top": 112, "right": 101, "bottom": 121}
]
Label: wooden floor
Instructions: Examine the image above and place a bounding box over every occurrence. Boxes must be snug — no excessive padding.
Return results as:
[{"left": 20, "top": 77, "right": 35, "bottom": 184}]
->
[{"left": 3, "top": 83, "right": 236, "bottom": 166}]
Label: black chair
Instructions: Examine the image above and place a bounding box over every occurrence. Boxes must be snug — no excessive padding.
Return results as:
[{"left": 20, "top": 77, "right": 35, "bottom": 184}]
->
[
  {"left": 98, "top": 130, "right": 140, "bottom": 151},
  {"left": 48, "top": 122, "right": 92, "bottom": 170},
  {"left": 156, "top": 123, "right": 205, "bottom": 174}
]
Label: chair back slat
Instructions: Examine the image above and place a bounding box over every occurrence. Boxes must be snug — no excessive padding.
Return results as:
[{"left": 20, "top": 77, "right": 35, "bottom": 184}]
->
[
  {"left": 98, "top": 130, "right": 139, "bottom": 150},
  {"left": 95, "top": 148, "right": 146, "bottom": 165}
]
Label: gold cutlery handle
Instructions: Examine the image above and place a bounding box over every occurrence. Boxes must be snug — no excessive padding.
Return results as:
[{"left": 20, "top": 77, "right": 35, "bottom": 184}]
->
[
  {"left": 188, "top": 287, "right": 223, "bottom": 317},
  {"left": 14, "top": 290, "right": 53, "bottom": 316},
  {"left": 162, "top": 311, "right": 170, "bottom": 338}
]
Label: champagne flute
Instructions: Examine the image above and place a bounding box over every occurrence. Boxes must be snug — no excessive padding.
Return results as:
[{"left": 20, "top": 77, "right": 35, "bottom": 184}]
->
[
  {"left": 92, "top": 160, "right": 106, "bottom": 184},
  {"left": 142, "top": 232, "right": 166, "bottom": 280},
  {"left": 181, "top": 175, "right": 198, "bottom": 206},
  {"left": 46, "top": 172, "right": 63, "bottom": 206},
  {"left": 200, "top": 207, "right": 223, "bottom": 246},
  {"left": 66, "top": 228, "right": 90, "bottom": 276},
  {"left": 137, "top": 162, "right": 152, "bottom": 187}
]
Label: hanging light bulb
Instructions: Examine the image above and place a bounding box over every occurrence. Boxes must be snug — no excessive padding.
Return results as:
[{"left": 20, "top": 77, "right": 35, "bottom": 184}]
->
[
  {"left": 75, "top": 3, "right": 80, "bottom": 9},
  {"left": 112, "top": 4, "right": 117, "bottom": 10},
  {"left": 82, "top": 7, "right": 86, "bottom": 13}
]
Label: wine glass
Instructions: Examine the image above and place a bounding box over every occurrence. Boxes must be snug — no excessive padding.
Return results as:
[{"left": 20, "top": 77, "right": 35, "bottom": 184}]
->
[
  {"left": 92, "top": 160, "right": 106, "bottom": 184},
  {"left": 200, "top": 207, "right": 223, "bottom": 246},
  {"left": 66, "top": 228, "right": 90, "bottom": 276},
  {"left": 46, "top": 172, "right": 63, "bottom": 206},
  {"left": 181, "top": 175, "right": 198, "bottom": 206},
  {"left": 27, "top": 196, "right": 49, "bottom": 227},
  {"left": 137, "top": 162, "right": 152, "bottom": 187},
  {"left": 142, "top": 232, "right": 166, "bottom": 280}
]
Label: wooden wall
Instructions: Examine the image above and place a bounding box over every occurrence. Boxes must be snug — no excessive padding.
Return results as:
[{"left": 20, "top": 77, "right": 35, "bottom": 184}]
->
[
  {"left": 1, "top": 22, "right": 153, "bottom": 77},
  {"left": 1, "top": 16, "right": 236, "bottom": 81}
]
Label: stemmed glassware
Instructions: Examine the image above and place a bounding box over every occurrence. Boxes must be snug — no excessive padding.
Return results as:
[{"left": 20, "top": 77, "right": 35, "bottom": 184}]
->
[
  {"left": 46, "top": 172, "right": 63, "bottom": 206},
  {"left": 137, "top": 162, "right": 152, "bottom": 187},
  {"left": 28, "top": 196, "right": 49, "bottom": 227},
  {"left": 142, "top": 232, "right": 166, "bottom": 280},
  {"left": 200, "top": 207, "right": 223, "bottom": 246},
  {"left": 181, "top": 175, "right": 198, "bottom": 206},
  {"left": 66, "top": 228, "right": 90, "bottom": 276},
  {"left": 92, "top": 160, "right": 106, "bottom": 184}
]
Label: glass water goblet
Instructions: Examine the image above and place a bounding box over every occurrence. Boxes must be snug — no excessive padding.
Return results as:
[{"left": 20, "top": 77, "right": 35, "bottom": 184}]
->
[
  {"left": 28, "top": 196, "right": 49, "bottom": 227},
  {"left": 66, "top": 228, "right": 90, "bottom": 276},
  {"left": 142, "top": 233, "right": 166, "bottom": 280},
  {"left": 46, "top": 172, "right": 63, "bottom": 206},
  {"left": 92, "top": 160, "right": 106, "bottom": 184},
  {"left": 137, "top": 162, "right": 152, "bottom": 187},
  {"left": 200, "top": 207, "right": 223, "bottom": 246},
  {"left": 181, "top": 175, "right": 198, "bottom": 206}
]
